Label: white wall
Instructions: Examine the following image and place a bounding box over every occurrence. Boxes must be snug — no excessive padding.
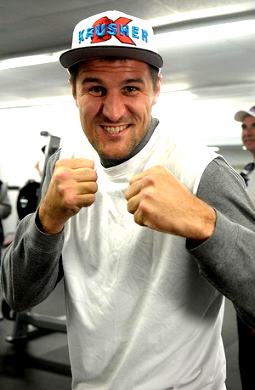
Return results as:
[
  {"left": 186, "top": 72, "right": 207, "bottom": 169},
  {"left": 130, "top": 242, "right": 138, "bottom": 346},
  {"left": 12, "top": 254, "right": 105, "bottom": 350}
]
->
[
  {"left": 0, "top": 93, "right": 250, "bottom": 185},
  {"left": 0, "top": 100, "right": 82, "bottom": 234},
  {"left": 0, "top": 93, "right": 253, "bottom": 234},
  {"left": 153, "top": 92, "right": 248, "bottom": 146},
  {"left": 0, "top": 101, "right": 82, "bottom": 185}
]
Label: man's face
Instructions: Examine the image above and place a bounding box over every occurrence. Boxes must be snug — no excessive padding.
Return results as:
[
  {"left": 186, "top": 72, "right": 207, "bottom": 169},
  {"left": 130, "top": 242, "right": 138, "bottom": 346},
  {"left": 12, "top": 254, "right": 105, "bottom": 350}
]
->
[
  {"left": 71, "top": 58, "right": 160, "bottom": 160},
  {"left": 241, "top": 115, "right": 255, "bottom": 157}
]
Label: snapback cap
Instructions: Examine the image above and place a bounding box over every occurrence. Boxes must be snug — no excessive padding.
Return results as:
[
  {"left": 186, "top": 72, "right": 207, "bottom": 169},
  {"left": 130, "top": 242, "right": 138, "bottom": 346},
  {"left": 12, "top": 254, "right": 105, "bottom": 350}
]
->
[
  {"left": 59, "top": 10, "right": 163, "bottom": 70},
  {"left": 234, "top": 105, "right": 255, "bottom": 122}
]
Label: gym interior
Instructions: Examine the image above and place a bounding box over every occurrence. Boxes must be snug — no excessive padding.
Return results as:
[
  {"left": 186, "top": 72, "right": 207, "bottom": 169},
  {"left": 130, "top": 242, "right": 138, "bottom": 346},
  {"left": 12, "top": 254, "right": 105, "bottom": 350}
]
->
[{"left": 1, "top": 1, "right": 255, "bottom": 390}]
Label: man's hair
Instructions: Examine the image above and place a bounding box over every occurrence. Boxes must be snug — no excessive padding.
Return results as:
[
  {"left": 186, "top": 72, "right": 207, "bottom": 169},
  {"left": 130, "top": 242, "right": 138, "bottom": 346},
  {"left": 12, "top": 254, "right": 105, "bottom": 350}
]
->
[{"left": 69, "top": 58, "right": 159, "bottom": 95}]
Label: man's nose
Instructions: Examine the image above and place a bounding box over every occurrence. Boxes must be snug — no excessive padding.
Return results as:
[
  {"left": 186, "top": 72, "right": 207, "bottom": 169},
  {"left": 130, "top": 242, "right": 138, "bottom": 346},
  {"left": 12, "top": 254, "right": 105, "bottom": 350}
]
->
[
  {"left": 244, "top": 127, "right": 252, "bottom": 134},
  {"left": 102, "top": 91, "right": 126, "bottom": 122}
]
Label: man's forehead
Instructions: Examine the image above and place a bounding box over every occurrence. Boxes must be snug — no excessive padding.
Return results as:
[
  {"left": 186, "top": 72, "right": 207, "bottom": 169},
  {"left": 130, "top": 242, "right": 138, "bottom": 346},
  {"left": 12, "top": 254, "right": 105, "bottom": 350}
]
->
[
  {"left": 243, "top": 115, "right": 255, "bottom": 123},
  {"left": 79, "top": 57, "right": 149, "bottom": 68},
  {"left": 77, "top": 58, "right": 150, "bottom": 76}
]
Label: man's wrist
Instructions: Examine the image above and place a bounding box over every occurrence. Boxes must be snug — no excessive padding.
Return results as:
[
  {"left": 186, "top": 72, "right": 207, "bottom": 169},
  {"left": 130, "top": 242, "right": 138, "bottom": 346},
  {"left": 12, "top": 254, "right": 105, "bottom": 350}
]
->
[{"left": 37, "top": 206, "right": 64, "bottom": 234}]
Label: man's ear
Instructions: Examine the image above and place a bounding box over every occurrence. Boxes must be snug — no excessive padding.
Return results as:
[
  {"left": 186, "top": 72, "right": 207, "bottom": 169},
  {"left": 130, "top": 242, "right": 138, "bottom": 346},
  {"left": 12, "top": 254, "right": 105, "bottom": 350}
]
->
[
  {"left": 152, "top": 74, "right": 161, "bottom": 105},
  {"left": 70, "top": 78, "right": 77, "bottom": 105}
]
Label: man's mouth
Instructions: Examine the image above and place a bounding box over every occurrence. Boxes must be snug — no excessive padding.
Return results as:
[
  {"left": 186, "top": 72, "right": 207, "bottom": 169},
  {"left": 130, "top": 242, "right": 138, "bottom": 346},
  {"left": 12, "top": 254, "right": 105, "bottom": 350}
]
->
[{"left": 102, "top": 125, "right": 129, "bottom": 134}]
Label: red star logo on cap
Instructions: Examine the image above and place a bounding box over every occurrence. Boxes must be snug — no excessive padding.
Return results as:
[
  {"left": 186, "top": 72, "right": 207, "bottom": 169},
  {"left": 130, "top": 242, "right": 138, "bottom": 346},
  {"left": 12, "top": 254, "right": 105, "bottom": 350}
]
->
[{"left": 91, "top": 16, "right": 136, "bottom": 45}]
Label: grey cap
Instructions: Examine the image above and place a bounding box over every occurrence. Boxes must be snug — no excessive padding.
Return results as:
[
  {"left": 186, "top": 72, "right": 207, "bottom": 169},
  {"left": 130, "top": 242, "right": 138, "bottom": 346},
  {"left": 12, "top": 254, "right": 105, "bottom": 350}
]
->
[{"left": 234, "top": 105, "right": 255, "bottom": 122}]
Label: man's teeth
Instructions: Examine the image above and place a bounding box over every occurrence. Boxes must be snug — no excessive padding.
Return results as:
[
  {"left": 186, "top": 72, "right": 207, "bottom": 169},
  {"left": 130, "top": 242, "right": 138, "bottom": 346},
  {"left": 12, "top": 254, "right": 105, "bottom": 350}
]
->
[{"left": 104, "top": 125, "right": 127, "bottom": 134}]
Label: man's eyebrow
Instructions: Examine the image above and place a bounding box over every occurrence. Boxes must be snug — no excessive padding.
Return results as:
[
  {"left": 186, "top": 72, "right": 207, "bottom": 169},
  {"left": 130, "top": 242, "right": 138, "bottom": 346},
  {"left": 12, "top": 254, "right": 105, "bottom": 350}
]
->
[
  {"left": 81, "top": 77, "right": 102, "bottom": 84},
  {"left": 80, "top": 77, "right": 145, "bottom": 85},
  {"left": 123, "top": 78, "right": 145, "bottom": 84}
]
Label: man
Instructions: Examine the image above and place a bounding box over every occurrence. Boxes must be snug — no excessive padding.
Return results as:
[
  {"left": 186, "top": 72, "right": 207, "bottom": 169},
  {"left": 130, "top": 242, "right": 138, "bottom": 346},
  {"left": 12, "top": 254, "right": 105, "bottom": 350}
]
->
[
  {"left": 0, "top": 179, "right": 11, "bottom": 320},
  {"left": 2, "top": 10, "right": 255, "bottom": 390},
  {"left": 234, "top": 105, "right": 255, "bottom": 390},
  {"left": 0, "top": 180, "right": 11, "bottom": 255},
  {"left": 235, "top": 106, "right": 255, "bottom": 203}
]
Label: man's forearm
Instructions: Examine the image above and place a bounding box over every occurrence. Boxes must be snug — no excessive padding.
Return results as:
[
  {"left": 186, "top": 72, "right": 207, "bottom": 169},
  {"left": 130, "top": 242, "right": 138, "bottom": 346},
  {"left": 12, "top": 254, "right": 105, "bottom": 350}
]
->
[
  {"left": 189, "top": 158, "right": 255, "bottom": 326},
  {"left": 189, "top": 211, "right": 255, "bottom": 324},
  {"left": 1, "top": 212, "right": 64, "bottom": 311}
]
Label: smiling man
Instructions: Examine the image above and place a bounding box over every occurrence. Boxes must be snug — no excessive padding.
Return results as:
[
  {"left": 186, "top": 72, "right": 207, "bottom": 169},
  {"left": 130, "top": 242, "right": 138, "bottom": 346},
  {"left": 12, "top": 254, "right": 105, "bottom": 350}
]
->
[
  {"left": 2, "top": 10, "right": 255, "bottom": 390},
  {"left": 235, "top": 106, "right": 255, "bottom": 197},
  {"left": 242, "top": 114, "right": 255, "bottom": 158},
  {"left": 234, "top": 105, "right": 255, "bottom": 390}
]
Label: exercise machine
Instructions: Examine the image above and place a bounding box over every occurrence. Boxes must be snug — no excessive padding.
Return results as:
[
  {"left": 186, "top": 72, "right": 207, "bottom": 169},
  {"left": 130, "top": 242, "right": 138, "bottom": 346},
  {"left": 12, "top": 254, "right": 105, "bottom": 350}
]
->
[{"left": 2, "top": 134, "right": 71, "bottom": 375}]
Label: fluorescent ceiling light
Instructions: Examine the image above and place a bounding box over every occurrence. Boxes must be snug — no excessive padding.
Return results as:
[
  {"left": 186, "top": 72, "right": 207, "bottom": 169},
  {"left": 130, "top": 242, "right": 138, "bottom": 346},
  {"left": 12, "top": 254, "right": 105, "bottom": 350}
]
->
[
  {"left": 0, "top": 94, "right": 72, "bottom": 109},
  {"left": 156, "top": 19, "right": 255, "bottom": 48},
  {"left": 149, "top": 4, "right": 254, "bottom": 26},
  {"left": 0, "top": 50, "right": 64, "bottom": 71},
  {"left": 208, "top": 146, "right": 220, "bottom": 152},
  {"left": 0, "top": 14, "right": 254, "bottom": 71},
  {"left": 157, "top": 92, "right": 196, "bottom": 107},
  {"left": 161, "top": 82, "right": 191, "bottom": 93}
]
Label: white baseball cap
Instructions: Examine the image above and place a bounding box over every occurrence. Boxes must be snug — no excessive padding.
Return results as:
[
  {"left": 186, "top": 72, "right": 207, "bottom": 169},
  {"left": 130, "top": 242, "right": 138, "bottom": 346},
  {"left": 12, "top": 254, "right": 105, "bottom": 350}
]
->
[
  {"left": 234, "top": 105, "right": 255, "bottom": 122},
  {"left": 59, "top": 10, "right": 163, "bottom": 70}
]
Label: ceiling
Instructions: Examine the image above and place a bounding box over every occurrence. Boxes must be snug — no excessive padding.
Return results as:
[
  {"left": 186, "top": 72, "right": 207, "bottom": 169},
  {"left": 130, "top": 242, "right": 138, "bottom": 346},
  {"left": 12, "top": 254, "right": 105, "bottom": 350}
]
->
[{"left": 0, "top": 0, "right": 255, "bottom": 108}]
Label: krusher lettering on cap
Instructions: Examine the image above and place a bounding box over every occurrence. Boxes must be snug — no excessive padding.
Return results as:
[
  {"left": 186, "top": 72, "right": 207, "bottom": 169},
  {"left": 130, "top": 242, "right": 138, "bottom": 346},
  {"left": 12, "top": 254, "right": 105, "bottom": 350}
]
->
[{"left": 78, "top": 16, "right": 148, "bottom": 46}]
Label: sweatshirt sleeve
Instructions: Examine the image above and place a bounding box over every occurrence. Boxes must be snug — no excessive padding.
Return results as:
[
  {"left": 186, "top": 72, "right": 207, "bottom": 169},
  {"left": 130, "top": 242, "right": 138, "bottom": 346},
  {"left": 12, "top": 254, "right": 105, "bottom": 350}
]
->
[
  {"left": 1, "top": 150, "right": 64, "bottom": 312},
  {"left": 187, "top": 157, "right": 255, "bottom": 327}
]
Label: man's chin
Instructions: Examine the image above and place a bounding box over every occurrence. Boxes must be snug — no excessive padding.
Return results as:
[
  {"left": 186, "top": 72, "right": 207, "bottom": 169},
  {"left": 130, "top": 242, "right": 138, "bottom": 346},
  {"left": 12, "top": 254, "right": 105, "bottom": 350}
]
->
[
  {"left": 99, "top": 148, "right": 130, "bottom": 161},
  {"left": 101, "top": 154, "right": 126, "bottom": 161},
  {"left": 97, "top": 149, "right": 131, "bottom": 165}
]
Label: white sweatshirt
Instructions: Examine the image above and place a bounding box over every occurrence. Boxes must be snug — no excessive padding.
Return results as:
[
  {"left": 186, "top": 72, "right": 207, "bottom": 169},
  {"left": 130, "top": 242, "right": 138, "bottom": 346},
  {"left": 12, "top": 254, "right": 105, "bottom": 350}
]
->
[{"left": 61, "top": 124, "right": 226, "bottom": 389}]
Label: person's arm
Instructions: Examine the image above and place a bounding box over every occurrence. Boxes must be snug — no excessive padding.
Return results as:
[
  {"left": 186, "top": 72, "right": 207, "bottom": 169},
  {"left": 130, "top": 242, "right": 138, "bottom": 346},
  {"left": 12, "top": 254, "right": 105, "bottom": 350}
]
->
[
  {"left": 0, "top": 181, "right": 12, "bottom": 219},
  {"left": 125, "top": 156, "right": 255, "bottom": 326},
  {"left": 188, "top": 158, "right": 255, "bottom": 327},
  {"left": 1, "top": 212, "right": 64, "bottom": 311},
  {"left": 1, "top": 151, "right": 64, "bottom": 311},
  {"left": 1, "top": 149, "right": 98, "bottom": 312}
]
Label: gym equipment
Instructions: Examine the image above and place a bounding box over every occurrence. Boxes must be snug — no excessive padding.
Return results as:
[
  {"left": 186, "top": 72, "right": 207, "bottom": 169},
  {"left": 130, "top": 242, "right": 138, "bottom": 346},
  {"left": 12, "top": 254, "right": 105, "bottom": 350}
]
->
[
  {"left": 40, "top": 134, "right": 61, "bottom": 182},
  {"left": 3, "top": 134, "right": 71, "bottom": 375},
  {"left": 16, "top": 180, "right": 41, "bottom": 220},
  {"left": 16, "top": 134, "right": 61, "bottom": 220},
  {"left": 3, "top": 289, "right": 70, "bottom": 375},
  {"left": 4, "top": 310, "right": 67, "bottom": 343}
]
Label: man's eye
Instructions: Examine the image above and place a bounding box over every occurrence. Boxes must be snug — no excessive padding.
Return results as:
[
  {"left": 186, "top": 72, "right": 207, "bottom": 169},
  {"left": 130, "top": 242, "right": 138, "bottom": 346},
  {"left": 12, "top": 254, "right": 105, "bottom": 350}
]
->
[
  {"left": 89, "top": 86, "right": 105, "bottom": 96},
  {"left": 124, "top": 86, "right": 139, "bottom": 94}
]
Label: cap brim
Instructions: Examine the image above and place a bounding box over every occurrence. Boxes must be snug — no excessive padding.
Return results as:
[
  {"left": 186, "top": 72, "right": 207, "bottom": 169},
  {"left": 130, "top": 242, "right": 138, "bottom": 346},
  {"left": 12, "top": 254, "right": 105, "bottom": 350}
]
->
[
  {"left": 59, "top": 46, "right": 163, "bottom": 70},
  {"left": 234, "top": 110, "right": 255, "bottom": 122}
]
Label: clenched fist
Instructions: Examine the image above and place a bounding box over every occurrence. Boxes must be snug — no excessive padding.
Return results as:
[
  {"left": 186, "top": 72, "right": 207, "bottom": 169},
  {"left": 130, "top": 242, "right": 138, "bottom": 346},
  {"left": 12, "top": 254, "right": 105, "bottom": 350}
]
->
[
  {"left": 125, "top": 165, "right": 216, "bottom": 240},
  {"left": 39, "top": 158, "right": 98, "bottom": 234}
]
